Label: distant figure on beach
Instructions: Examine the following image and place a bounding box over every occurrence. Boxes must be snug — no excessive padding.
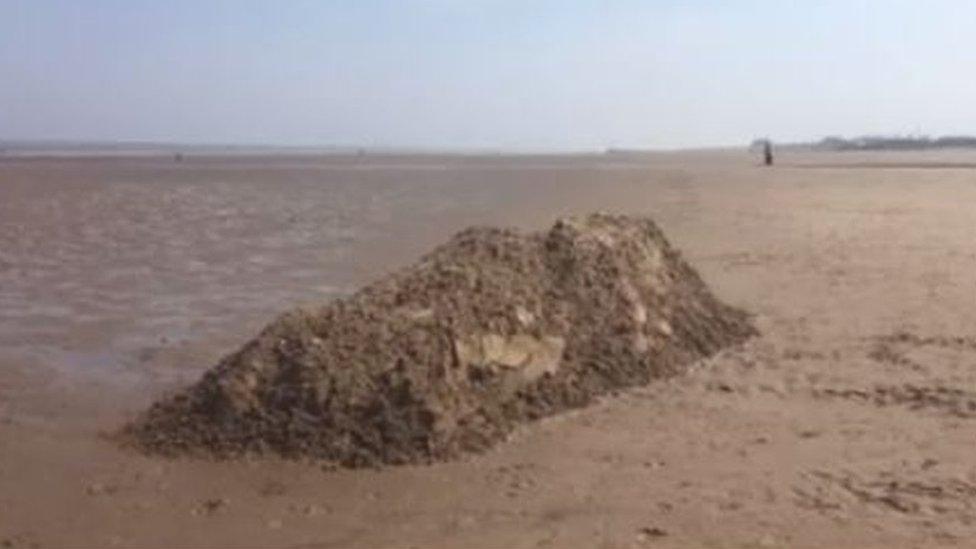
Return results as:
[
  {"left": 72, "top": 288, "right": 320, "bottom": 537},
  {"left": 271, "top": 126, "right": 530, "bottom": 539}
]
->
[{"left": 763, "top": 140, "right": 773, "bottom": 166}]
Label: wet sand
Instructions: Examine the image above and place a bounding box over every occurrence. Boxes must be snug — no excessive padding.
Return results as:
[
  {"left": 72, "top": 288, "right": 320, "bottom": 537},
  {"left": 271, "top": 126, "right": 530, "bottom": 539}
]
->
[{"left": 3, "top": 149, "right": 976, "bottom": 547}]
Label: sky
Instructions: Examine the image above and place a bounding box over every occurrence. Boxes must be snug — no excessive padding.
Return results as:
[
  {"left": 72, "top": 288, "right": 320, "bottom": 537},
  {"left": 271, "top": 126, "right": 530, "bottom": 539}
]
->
[{"left": 3, "top": 0, "right": 976, "bottom": 150}]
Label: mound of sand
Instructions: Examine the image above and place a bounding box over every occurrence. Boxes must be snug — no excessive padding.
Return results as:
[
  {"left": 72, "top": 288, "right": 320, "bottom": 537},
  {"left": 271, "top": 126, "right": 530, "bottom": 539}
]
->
[{"left": 123, "top": 213, "right": 756, "bottom": 466}]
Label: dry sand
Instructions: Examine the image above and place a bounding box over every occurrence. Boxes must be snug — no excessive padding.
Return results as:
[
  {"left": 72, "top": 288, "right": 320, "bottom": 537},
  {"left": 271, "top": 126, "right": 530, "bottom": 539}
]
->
[{"left": 3, "top": 149, "right": 976, "bottom": 547}]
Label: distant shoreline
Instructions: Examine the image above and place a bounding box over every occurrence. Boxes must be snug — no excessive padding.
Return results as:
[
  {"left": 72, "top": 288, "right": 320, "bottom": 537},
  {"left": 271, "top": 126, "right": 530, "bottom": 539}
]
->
[
  {"left": 0, "top": 139, "right": 755, "bottom": 160},
  {"left": 7, "top": 137, "right": 976, "bottom": 160},
  {"left": 810, "top": 135, "right": 976, "bottom": 152}
]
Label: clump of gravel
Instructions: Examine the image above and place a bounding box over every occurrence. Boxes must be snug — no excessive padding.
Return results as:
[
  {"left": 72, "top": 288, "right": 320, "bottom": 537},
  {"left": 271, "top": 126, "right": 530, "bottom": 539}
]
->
[{"left": 122, "top": 213, "right": 756, "bottom": 467}]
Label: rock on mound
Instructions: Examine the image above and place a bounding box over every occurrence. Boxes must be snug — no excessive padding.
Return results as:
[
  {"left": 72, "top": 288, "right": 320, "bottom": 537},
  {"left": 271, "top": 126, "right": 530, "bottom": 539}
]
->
[{"left": 123, "top": 213, "right": 756, "bottom": 466}]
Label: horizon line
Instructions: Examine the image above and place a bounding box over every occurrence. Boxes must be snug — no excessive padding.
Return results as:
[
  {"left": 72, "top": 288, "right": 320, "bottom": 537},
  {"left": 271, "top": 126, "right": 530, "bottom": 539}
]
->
[{"left": 0, "top": 138, "right": 748, "bottom": 157}]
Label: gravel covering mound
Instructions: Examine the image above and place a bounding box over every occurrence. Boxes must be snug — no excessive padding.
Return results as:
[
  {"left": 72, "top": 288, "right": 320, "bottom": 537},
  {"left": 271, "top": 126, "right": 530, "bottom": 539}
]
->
[{"left": 123, "top": 213, "right": 756, "bottom": 466}]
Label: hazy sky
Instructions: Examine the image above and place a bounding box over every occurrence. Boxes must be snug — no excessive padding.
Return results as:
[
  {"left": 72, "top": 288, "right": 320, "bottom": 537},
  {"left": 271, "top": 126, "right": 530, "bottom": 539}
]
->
[{"left": 3, "top": 0, "right": 976, "bottom": 150}]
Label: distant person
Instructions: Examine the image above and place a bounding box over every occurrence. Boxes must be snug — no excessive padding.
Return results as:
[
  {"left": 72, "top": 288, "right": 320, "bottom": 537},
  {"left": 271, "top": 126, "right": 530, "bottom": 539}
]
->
[{"left": 763, "top": 140, "right": 773, "bottom": 166}]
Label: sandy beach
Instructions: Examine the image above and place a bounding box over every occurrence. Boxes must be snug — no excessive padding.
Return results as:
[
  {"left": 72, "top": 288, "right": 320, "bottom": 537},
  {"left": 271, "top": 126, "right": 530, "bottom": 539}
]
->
[{"left": 3, "top": 148, "right": 976, "bottom": 548}]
